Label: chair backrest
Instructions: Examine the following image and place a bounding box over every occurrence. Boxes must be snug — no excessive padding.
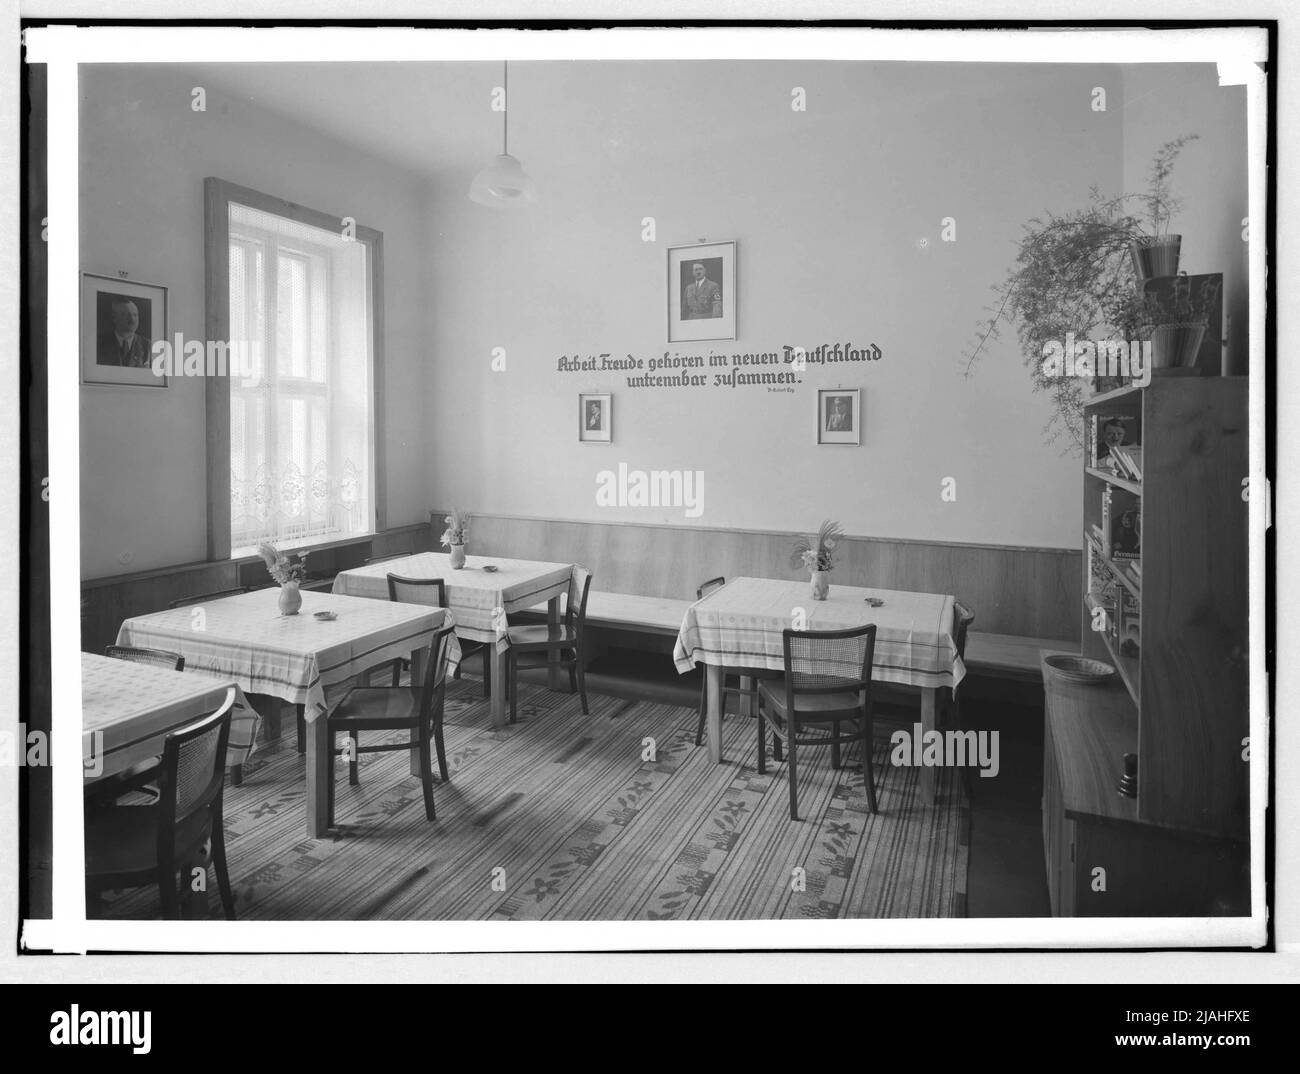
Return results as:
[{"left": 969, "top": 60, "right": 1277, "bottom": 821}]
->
[
  {"left": 952, "top": 600, "right": 975, "bottom": 662},
  {"left": 105, "top": 645, "right": 185, "bottom": 672},
  {"left": 366, "top": 552, "right": 411, "bottom": 565},
  {"left": 416, "top": 625, "right": 457, "bottom": 728},
  {"left": 781, "top": 625, "right": 877, "bottom": 703},
  {"left": 154, "top": 687, "right": 235, "bottom": 863},
  {"left": 696, "top": 576, "right": 726, "bottom": 600},
  {"left": 566, "top": 566, "right": 593, "bottom": 636},
  {"left": 387, "top": 573, "right": 447, "bottom": 608},
  {"left": 168, "top": 587, "right": 246, "bottom": 609}
]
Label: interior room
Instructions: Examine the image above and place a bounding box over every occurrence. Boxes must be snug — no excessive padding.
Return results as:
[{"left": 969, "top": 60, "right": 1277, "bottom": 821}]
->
[{"left": 54, "top": 53, "right": 1253, "bottom": 925}]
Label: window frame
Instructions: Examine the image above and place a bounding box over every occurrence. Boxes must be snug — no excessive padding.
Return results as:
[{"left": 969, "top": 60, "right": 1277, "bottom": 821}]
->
[{"left": 204, "top": 177, "right": 386, "bottom": 560}]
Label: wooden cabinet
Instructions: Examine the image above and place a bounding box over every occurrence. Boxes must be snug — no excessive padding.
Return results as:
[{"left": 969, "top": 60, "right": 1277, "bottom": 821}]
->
[{"left": 1042, "top": 376, "right": 1250, "bottom": 916}]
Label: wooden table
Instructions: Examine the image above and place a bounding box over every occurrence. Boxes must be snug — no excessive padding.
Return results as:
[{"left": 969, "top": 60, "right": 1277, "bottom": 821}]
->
[
  {"left": 81, "top": 653, "right": 257, "bottom": 782},
  {"left": 673, "top": 577, "right": 967, "bottom": 802},
  {"left": 116, "top": 587, "right": 456, "bottom": 837},
  {"left": 333, "top": 552, "right": 574, "bottom": 730}
]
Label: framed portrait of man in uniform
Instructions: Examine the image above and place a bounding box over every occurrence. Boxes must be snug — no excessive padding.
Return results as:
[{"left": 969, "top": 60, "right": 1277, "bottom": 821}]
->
[
  {"left": 579, "top": 393, "right": 612, "bottom": 443},
  {"left": 667, "top": 240, "right": 736, "bottom": 343},
  {"left": 817, "top": 388, "right": 861, "bottom": 445}
]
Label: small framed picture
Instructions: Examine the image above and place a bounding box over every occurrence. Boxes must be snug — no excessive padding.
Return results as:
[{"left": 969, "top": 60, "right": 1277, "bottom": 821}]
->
[
  {"left": 817, "top": 388, "right": 861, "bottom": 445},
  {"left": 81, "top": 272, "right": 168, "bottom": 387},
  {"left": 667, "top": 240, "right": 736, "bottom": 343},
  {"left": 579, "top": 393, "right": 612, "bottom": 443}
]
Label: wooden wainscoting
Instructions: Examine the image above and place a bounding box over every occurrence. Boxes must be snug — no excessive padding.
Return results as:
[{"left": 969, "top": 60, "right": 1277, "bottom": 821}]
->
[
  {"left": 80, "top": 522, "right": 435, "bottom": 655},
  {"left": 447, "top": 511, "right": 1081, "bottom": 641}
]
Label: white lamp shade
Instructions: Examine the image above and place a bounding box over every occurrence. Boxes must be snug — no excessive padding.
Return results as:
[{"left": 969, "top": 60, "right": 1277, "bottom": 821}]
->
[{"left": 468, "top": 153, "right": 537, "bottom": 208}]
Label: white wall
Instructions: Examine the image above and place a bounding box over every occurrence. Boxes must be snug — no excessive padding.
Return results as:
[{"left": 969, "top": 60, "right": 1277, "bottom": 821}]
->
[
  {"left": 423, "top": 61, "right": 1132, "bottom": 549},
  {"left": 79, "top": 64, "right": 432, "bottom": 579}
]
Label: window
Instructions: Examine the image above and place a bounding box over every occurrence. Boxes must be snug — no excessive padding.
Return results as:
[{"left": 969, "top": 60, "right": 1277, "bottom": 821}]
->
[{"left": 223, "top": 199, "right": 377, "bottom": 556}]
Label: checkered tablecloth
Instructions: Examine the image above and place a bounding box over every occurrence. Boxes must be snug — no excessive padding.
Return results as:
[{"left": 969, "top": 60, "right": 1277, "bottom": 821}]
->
[
  {"left": 116, "top": 587, "right": 459, "bottom": 724},
  {"left": 332, "top": 552, "right": 573, "bottom": 649},
  {"left": 673, "top": 576, "right": 966, "bottom": 689},
  {"left": 82, "top": 652, "right": 260, "bottom": 781}
]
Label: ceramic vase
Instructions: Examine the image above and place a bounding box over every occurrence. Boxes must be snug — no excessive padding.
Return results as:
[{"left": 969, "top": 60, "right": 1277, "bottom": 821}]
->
[
  {"left": 278, "top": 581, "right": 302, "bottom": 616},
  {"left": 810, "top": 570, "right": 830, "bottom": 601},
  {"left": 450, "top": 544, "right": 467, "bottom": 569}
]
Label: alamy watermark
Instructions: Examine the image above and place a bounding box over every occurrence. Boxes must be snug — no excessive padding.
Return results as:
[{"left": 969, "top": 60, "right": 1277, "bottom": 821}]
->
[
  {"left": 1041, "top": 334, "right": 1151, "bottom": 388},
  {"left": 595, "top": 463, "right": 704, "bottom": 518}
]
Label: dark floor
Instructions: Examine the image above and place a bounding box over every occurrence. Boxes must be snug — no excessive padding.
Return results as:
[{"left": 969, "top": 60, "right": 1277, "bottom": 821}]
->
[{"left": 549, "top": 646, "right": 1052, "bottom": 918}]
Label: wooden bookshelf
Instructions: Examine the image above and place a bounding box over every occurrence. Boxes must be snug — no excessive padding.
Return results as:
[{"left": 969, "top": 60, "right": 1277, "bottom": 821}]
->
[{"left": 1042, "top": 375, "right": 1249, "bottom": 916}]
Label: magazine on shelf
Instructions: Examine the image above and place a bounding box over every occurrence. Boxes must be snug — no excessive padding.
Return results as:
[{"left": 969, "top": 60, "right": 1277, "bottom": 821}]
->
[
  {"left": 1090, "top": 413, "right": 1142, "bottom": 470},
  {"left": 1104, "top": 485, "right": 1141, "bottom": 560}
]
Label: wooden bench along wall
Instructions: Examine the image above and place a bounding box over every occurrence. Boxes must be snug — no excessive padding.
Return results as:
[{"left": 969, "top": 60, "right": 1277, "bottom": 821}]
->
[{"left": 455, "top": 512, "right": 1082, "bottom": 642}]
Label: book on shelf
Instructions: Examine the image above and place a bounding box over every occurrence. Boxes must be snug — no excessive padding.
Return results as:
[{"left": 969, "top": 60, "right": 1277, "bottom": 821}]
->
[
  {"left": 1102, "top": 485, "right": 1141, "bottom": 561},
  {"left": 1110, "top": 444, "right": 1144, "bottom": 482},
  {"left": 1087, "top": 543, "right": 1119, "bottom": 611},
  {"left": 1118, "top": 587, "right": 1141, "bottom": 658},
  {"left": 1090, "top": 412, "right": 1142, "bottom": 470}
]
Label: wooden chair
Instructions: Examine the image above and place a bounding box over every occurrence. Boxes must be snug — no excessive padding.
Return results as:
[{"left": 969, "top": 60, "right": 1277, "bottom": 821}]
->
[
  {"left": 85, "top": 688, "right": 237, "bottom": 919},
  {"left": 692, "top": 576, "right": 783, "bottom": 746},
  {"left": 167, "top": 587, "right": 247, "bottom": 609},
  {"left": 380, "top": 573, "right": 447, "bottom": 686},
  {"left": 507, "top": 566, "right": 593, "bottom": 723},
  {"left": 327, "top": 624, "right": 456, "bottom": 822},
  {"left": 757, "top": 625, "right": 878, "bottom": 821},
  {"left": 104, "top": 645, "right": 185, "bottom": 672}
]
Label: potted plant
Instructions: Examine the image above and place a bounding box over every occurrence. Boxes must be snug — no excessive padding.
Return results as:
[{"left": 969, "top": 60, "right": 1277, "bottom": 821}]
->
[
  {"left": 1115, "top": 272, "right": 1222, "bottom": 372},
  {"left": 1129, "top": 134, "right": 1199, "bottom": 281},
  {"left": 962, "top": 134, "right": 1200, "bottom": 448},
  {"left": 258, "top": 542, "right": 309, "bottom": 615},
  {"left": 440, "top": 507, "right": 470, "bottom": 569},
  {"left": 790, "top": 520, "right": 843, "bottom": 601}
]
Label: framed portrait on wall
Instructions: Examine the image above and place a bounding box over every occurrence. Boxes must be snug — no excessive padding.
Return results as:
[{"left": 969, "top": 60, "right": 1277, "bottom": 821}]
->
[
  {"left": 817, "top": 388, "right": 861, "bottom": 445},
  {"left": 579, "top": 393, "right": 612, "bottom": 443},
  {"left": 81, "top": 272, "right": 168, "bottom": 387},
  {"left": 667, "top": 240, "right": 736, "bottom": 343}
]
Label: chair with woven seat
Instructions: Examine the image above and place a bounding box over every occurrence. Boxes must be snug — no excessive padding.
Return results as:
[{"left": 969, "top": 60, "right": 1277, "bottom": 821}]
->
[
  {"left": 757, "top": 624, "right": 878, "bottom": 821},
  {"left": 327, "top": 624, "right": 456, "bottom": 822},
  {"left": 506, "top": 566, "right": 593, "bottom": 722},
  {"left": 85, "top": 687, "right": 237, "bottom": 919},
  {"left": 378, "top": 573, "right": 448, "bottom": 688},
  {"left": 692, "top": 576, "right": 783, "bottom": 746},
  {"left": 167, "top": 587, "right": 247, "bottom": 609}
]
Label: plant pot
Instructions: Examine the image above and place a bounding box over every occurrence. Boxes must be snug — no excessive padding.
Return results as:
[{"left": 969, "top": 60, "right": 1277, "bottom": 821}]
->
[
  {"left": 278, "top": 581, "right": 302, "bottom": 616},
  {"left": 1129, "top": 235, "right": 1182, "bottom": 281},
  {"left": 810, "top": 571, "right": 830, "bottom": 601},
  {"left": 449, "top": 544, "right": 466, "bottom": 569},
  {"left": 1149, "top": 321, "right": 1207, "bottom": 372}
]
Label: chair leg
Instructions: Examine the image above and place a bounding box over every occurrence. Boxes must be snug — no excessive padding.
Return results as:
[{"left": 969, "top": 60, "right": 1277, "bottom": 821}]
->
[
  {"left": 576, "top": 650, "right": 589, "bottom": 716},
  {"left": 862, "top": 717, "right": 878, "bottom": 814},
  {"left": 483, "top": 647, "right": 491, "bottom": 699},
  {"left": 392, "top": 658, "right": 402, "bottom": 687},
  {"left": 831, "top": 721, "right": 841, "bottom": 770},
  {"left": 772, "top": 717, "right": 784, "bottom": 762},
  {"left": 433, "top": 718, "right": 449, "bottom": 782},
  {"left": 695, "top": 674, "right": 708, "bottom": 746},
  {"left": 348, "top": 730, "right": 359, "bottom": 786},
  {"left": 230, "top": 763, "right": 243, "bottom": 787},
  {"left": 568, "top": 656, "right": 577, "bottom": 695},
  {"left": 327, "top": 729, "right": 337, "bottom": 829},
  {"left": 418, "top": 725, "right": 436, "bottom": 822},
  {"left": 757, "top": 703, "right": 767, "bottom": 775},
  {"left": 296, "top": 705, "right": 306, "bottom": 755},
  {"left": 211, "top": 815, "right": 237, "bottom": 920},
  {"left": 509, "top": 653, "right": 518, "bottom": 725},
  {"left": 787, "top": 729, "right": 799, "bottom": 821}
]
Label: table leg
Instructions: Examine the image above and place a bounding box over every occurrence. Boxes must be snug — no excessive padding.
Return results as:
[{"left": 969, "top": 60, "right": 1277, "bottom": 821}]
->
[
  {"left": 920, "top": 686, "right": 937, "bottom": 804},
  {"left": 739, "top": 675, "right": 755, "bottom": 717},
  {"left": 409, "top": 645, "right": 426, "bottom": 776},
  {"left": 547, "top": 595, "right": 563, "bottom": 691},
  {"left": 264, "top": 696, "right": 283, "bottom": 742},
  {"left": 491, "top": 644, "right": 508, "bottom": 729},
  {"left": 306, "top": 714, "right": 331, "bottom": 838},
  {"left": 706, "top": 664, "right": 723, "bottom": 764}
]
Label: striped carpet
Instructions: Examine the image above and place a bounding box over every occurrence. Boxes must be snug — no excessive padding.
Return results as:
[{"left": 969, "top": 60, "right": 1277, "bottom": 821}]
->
[{"left": 96, "top": 674, "right": 970, "bottom": 920}]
